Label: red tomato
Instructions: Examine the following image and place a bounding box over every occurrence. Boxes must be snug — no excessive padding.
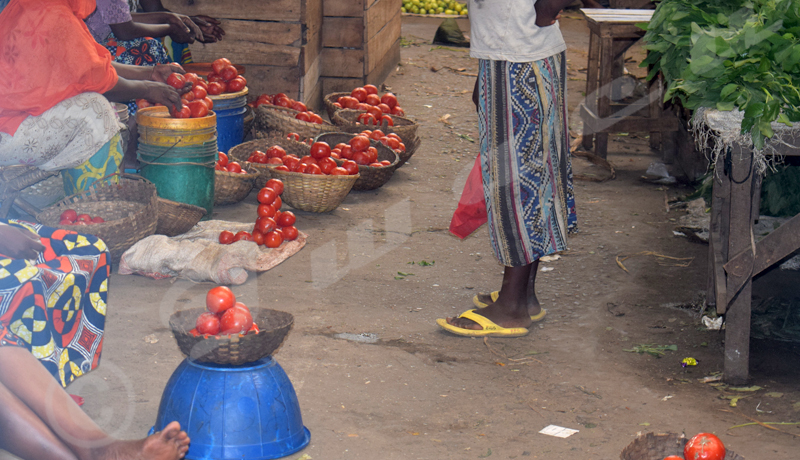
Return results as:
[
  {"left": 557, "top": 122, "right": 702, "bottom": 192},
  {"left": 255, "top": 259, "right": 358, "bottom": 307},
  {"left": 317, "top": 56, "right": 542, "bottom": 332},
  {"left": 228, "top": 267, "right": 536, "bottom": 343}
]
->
[
  {"left": 370, "top": 130, "right": 385, "bottom": 140},
  {"left": 227, "top": 77, "right": 246, "bottom": 92},
  {"left": 309, "top": 142, "right": 331, "bottom": 160},
  {"left": 265, "top": 146, "right": 286, "bottom": 159},
  {"left": 352, "top": 152, "right": 370, "bottom": 165},
  {"left": 364, "top": 84, "right": 378, "bottom": 95},
  {"left": 397, "top": 142, "right": 406, "bottom": 152},
  {"left": 357, "top": 113, "right": 376, "bottom": 126},
  {"left": 171, "top": 106, "right": 192, "bottom": 119},
  {"left": 195, "top": 80, "right": 208, "bottom": 91},
  {"left": 295, "top": 112, "right": 311, "bottom": 122},
  {"left": 257, "top": 187, "right": 278, "bottom": 205},
  {"left": 366, "top": 146, "right": 378, "bottom": 162},
  {"left": 293, "top": 163, "right": 308, "bottom": 174},
  {"left": 684, "top": 433, "right": 725, "bottom": 460},
  {"left": 60, "top": 209, "right": 78, "bottom": 223},
  {"left": 351, "top": 87, "right": 368, "bottom": 102},
  {"left": 212, "top": 58, "right": 232, "bottom": 75},
  {"left": 196, "top": 312, "right": 220, "bottom": 335},
  {"left": 227, "top": 162, "right": 242, "bottom": 173},
  {"left": 283, "top": 155, "right": 300, "bottom": 170},
  {"left": 266, "top": 157, "right": 282, "bottom": 165},
  {"left": 391, "top": 106, "right": 405, "bottom": 117},
  {"left": 309, "top": 113, "right": 324, "bottom": 124},
  {"left": 58, "top": 219, "right": 73, "bottom": 225},
  {"left": 264, "top": 231, "right": 283, "bottom": 248},
  {"left": 340, "top": 145, "right": 353, "bottom": 159},
  {"left": 265, "top": 179, "right": 284, "bottom": 195},
  {"left": 92, "top": 216, "right": 105, "bottom": 224},
  {"left": 207, "top": 82, "right": 225, "bottom": 95},
  {"left": 366, "top": 106, "right": 383, "bottom": 121},
  {"left": 188, "top": 100, "right": 209, "bottom": 118},
  {"left": 276, "top": 211, "right": 296, "bottom": 227},
  {"left": 281, "top": 225, "right": 299, "bottom": 241},
  {"left": 257, "top": 203, "right": 276, "bottom": 218},
  {"left": 386, "top": 137, "right": 400, "bottom": 150},
  {"left": 381, "top": 92, "right": 398, "bottom": 109},
  {"left": 381, "top": 115, "right": 394, "bottom": 126},
  {"left": 220, "top": 305, "right": 253, "bottom": 335},
  {"left": 252, "top": 230, "right": 265, "bottom": 246},
  {"left": 274, "top": 97, "right": 292, "bottom": 108},
  {"left": 218, "top": 152, "right": 229, "bottom": 167},
  {"left": 291, "top": 101, "right": 307, "bottom": 112},
  {"left": 300, "top": 155, "right": 318, "bottom": 166},
  {"left": 275, "top": 165, "right": 290, "bottom": 172},
  {"left": 233, "top": 231, "right": 253, "bottom": 242},
  {"left": 365, "top": 94, "right": 381, "bottom": 106},
  {"left": 377, "top": 103, "right": 391, "bottom": 114},
  {"left": 206, "top": 286, "right": 236, "bottom": 314},
  {"left": 318, "top": 157, "right": 337, "bottom": 175},
  {"left": 342, "top": 160, "right": 359, "bottom": 175},
  {"left": 341, "top": 96, "right": 359, "bottom": 109},
  {"left": 207, "top": 73, "right": 224, "bottom": 83},
  {"left": 181, "top": 91, "right": 195, "bottom": 101},
  {"left": 369, "top": 162, "right": 383, "bottom": 167},
  {"left": 306, "top": 163, "right": 323, "bottom": 175},
  {"left": 219, "top": 230, "right": 234, "bottom": 244},
  {"left": 287, "top": 133, "right": 301, "bottom": 141},
  {"left": 255, "top": 216, "right": 277, "bottom": 234},
  {"left": 349, "top": 135, "right": 370, "bottom": 153},
  {"left": 203, "top": 97, "right": 214, "bottom": 110},
  {"left": 251, "top": 152, "right": 269, "bottom": 163},
  {"left": 166, "top": 73, "right": 186, "bottom": 89},
  {"left": 219, "top": 65, "right": 238, "bottom": 82},
  {"left": 136, "top": 99, "right": 152, "bottom": 109},
  {"left": 380, "top": 160, "right": 391, "bottom": 166},
  {"left": 333, "top": 102, "right": 342, "bottom": 108},
  {"left": 356, "top": 103, "right": 372, "bottom": 111},
  {"left": 334, "top": 143, "right": 348, "bottom": 151},
  {"left": 191, "top": 85, "right": 207, "bottom": 100},
  {"left": 330, "top": 151, "right": 340, "bottom": 159},
  {"left": 183, "top": 73, "right": 199, "bottom": 86},
  {"left": 330, "top": 166, "right": 349, "bottom": 175},
  {"left": 77, "top": 213, "right": 92, "bottom": 223},
  {"left": 663, "top": 457, "right": 684, "bottom": 460}
]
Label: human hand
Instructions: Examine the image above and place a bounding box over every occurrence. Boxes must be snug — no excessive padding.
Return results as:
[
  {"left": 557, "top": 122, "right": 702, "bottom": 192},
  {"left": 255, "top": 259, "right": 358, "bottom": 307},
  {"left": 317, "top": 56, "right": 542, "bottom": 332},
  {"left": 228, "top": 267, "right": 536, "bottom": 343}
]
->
[
  {"left": 166, "top": 13, "right": 200, "bottom": 43},
  {"left": 192, "top": 15, "right": 225, "bottom": 43},
  {"left": 144, "top": 81, "right": 186, "bottom": 111},
  {"left": 151, "top": 63, "right": 185, "bottom": 84},
  {"left": 534, "top": 0, "right": 565, "bottom": 27},
  {"left": 0, "top": 223, "right": 43, "bottom": 260}
]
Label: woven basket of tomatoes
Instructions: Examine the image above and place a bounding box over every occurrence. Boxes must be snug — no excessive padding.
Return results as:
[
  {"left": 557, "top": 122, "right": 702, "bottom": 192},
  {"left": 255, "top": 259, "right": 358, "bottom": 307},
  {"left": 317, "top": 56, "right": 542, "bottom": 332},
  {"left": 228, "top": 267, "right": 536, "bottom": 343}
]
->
[
  {"left": 214, "top": 157, "right": 259, "bottom": 206},
  {"left": 156, "top": 198, "right": 207, "bottom": 237},
  {"left": 228, "top": 136, "right": 311, "bottom": 189},
  {"left": 37, "top": 174, "right": 157, "bottom": 264},
  {"left": 254, "top": 102, "right": 337, "bottom": 140},
  {"left": 620, "top": 432, "right": 743, "bottom": 460},
  {"left": 264, "top": 166, "right": 359, "bottom": 213},
  {"left": 323, "top": 91, "right": 350, "bottom": 119},
  {"left": 332, "top": 109, "right": 419, "bottom": 152},
  {"left": 316, "top": 133, "right": 400, "bottom": 191},
  {"left": 170, "top": 306, "right": 294, "bottom": 365}
]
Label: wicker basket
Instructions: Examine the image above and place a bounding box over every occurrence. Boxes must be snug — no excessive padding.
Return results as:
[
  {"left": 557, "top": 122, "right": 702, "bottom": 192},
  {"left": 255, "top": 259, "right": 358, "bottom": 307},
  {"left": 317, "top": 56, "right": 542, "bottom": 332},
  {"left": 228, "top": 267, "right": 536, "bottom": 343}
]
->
[
  {"left": 254, "top": 105, "right": 337, "bottom": 141},
  {"left": 156, "top": 198, "right": 206, "bottom": 237},
  {"left": 323, "top": 92, "right": 350, "bottom": 119},
  {"left": 170, "top": 307, "right": 294, "bottom": 365},
  {"left": 316, "top": 133, "right": 400, "bottom": 191},
  {"left": 264, "top": 167, "right": 358, "bottom": 212},
  {"left": 227, "top": 137, "right": 311, "bottom": 189},
  {"left": 620, "top": 433, "right": 744, "bottom": 460},
  {"left": 214, "top": 163, "right": 259, "bottom": 206},
  {"left": 243, "top": 105, "right": 255, "bottom": 139},
  {"left": 332, "top": 109, "right": 419, "bottom": 148},
  {"left": 36, "top": 174, "right": 157, "bottom": 263}
]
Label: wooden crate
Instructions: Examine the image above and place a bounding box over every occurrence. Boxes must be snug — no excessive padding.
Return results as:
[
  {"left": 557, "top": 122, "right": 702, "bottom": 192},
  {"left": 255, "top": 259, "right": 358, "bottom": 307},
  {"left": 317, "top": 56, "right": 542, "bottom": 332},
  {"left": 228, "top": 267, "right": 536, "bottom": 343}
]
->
[
  {"left": 321, "top": 0, "right": 402, "bottom": 97},
  {"left": 162, "top": 0, "right": 322, "bottom": 107}
]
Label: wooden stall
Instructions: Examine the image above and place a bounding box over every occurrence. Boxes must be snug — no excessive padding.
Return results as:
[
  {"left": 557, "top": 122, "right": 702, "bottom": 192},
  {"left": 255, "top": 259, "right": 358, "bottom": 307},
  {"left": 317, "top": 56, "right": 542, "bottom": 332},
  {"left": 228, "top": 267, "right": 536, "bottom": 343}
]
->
[{"left": 321, "top": 0, "right": 402, "bottom": 97}]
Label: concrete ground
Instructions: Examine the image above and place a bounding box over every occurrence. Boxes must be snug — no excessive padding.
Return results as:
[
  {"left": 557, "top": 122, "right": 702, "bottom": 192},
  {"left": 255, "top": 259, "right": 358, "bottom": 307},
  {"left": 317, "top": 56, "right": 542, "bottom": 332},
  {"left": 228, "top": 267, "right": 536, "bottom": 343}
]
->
[{"left": 4, "top": 12, "right": 800, "bottom": 460}]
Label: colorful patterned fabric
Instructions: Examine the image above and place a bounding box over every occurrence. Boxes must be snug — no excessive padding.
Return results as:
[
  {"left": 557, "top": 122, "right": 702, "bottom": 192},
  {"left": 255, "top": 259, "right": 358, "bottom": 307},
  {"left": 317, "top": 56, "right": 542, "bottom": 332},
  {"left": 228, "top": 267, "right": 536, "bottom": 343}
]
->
[
  {"left": 477, "top": 53, "right": 577, "bottom": 267},
  {"left": 62, "top": 133, "right": 123, "bottom": 196},
  {"left": 0, "top": 220, "right": 109, "bottom": 387},
  {"left": 104, "top": 34, "right": 170, "bottom": 115}
]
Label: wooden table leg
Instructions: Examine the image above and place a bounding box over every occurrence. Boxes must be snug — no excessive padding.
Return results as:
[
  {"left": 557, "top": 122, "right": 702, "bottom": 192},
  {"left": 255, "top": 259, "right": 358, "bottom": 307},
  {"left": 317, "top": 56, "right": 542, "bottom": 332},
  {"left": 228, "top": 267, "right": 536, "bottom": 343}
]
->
[
  {"left": 723, "top": 143, "right": 755, "bottom": 384},
  {"left": 595, "top": 33, "right": 614, "bottom": 159},
  {"left": 582, "top": 31, "right": 600, "bottom": 152}
]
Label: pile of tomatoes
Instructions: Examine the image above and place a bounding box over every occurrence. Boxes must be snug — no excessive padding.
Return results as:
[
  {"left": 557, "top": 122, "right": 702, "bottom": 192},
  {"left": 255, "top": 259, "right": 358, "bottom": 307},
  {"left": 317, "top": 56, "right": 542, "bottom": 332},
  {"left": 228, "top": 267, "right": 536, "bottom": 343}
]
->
[
  {"left": 662, "top": 433, "right": 725, "bottom": 460},
  {"left": 214, "top": 152, "right": 247, "bottom": 174},
  {"left": 249, "top": 93, "right": 325, "bottom": 125},
  {"left": 247, "top": 141, "right": 364, "bottom": 175},
  {"left": 335, "top": 85, "right": 403, "bottom": 126},
  {"left": 58, "top": 209, "right": 105, "bottom": 226},
  {"left": 217, "top": 179, "right": 299, "bottom": 248},
  {"left": 191, "top": 286, "right": 258, "bottom": 337},
  {"left": 206, "top": 58, "right": 247, "bottom": 95},
  {"left": 331, "top": 134, "right": 393, "bottom": 167}
]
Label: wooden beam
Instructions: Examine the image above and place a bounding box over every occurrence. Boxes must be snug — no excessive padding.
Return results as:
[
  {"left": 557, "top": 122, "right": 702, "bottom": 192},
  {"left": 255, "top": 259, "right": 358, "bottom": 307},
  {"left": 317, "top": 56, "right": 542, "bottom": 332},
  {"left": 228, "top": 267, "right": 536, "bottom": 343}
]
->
[
  {"left": 323, "top": 18, "right": 364, "bottom": 48},
  {"left": 302, "top": 55, "right": 321, "bottom": 102},
  {"left": 302, "top": 26, "right": 322, "bottom": 73},
  {"left": 303, "top": 80, "right": 323, "bottom": 112},
  {"left": 366, "top": 0, "right": 403, "bottom": 40},
  {"left": 366, "top": 38, "right": 400, "bottom": 86},
  {"left": 303, "top": 0, "right": 323, "bottom": 29},
  {"left": 188, "top": 40, "right": 301, "bottom": 67},
  {"left": 366, "top": 10, "right": 401, "bottom": 73},
  {"left": 321, "top": 48, "right": 365, "bottom": 78},
  {"left": 161, "top": 0, "right": 302, "bottom": 22}
]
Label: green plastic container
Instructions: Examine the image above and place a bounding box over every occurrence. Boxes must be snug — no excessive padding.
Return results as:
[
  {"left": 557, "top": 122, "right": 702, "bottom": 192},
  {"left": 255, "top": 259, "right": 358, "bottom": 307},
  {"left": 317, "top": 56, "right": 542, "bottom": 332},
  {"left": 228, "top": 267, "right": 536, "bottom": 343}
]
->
[{"left": 138, "top": 139, "right": 217, "bottom": 218}]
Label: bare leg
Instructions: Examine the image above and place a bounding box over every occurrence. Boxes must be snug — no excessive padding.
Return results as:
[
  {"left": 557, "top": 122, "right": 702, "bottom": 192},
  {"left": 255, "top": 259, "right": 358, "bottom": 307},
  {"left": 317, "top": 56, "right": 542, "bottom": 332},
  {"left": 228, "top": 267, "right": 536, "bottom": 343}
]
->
[
  {"left": 447, "top": 263, "right": 535, "bottom": 330},
  {"left": 475, "top": 260, "right": 542, "bottom": 317},
  {"left": 0, "top": 347, "right": 189, "bottom": 460}
]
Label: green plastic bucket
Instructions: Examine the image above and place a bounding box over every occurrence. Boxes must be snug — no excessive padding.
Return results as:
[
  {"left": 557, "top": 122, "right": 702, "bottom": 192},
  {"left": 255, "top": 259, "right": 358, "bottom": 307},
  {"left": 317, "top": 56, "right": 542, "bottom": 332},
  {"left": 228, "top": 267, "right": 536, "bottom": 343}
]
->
[{"left": 138, "top": 139, "right": 217, "bottom": 218}]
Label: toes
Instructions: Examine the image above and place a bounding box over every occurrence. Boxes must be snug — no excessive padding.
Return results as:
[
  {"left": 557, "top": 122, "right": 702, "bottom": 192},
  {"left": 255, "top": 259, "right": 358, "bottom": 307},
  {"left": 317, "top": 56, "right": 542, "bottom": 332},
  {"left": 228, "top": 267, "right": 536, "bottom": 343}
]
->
[{"left": 160, "top": 421, "right": 182, "bottom": 441}]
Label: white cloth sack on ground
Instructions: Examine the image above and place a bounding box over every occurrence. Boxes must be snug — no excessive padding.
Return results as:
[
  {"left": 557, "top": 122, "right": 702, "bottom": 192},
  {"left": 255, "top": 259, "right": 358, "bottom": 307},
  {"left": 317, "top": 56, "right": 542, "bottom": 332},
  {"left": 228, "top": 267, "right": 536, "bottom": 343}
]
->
[{"left": 118, "top": 220, "right": 306, "bottom": 285}]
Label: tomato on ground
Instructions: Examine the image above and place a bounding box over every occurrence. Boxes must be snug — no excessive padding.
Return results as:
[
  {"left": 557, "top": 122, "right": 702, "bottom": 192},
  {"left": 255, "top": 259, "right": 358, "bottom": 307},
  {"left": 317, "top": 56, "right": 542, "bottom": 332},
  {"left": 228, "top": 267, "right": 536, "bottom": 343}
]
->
[
  {"left": 265, "top": 179, "right": 284, "bottom": 195},
  {"left": 219, "top": 230, "right": 234, "bottom": 244},
  {"left": 684, "top": 433, "right": 725, "bottom": 460},
  {"left": 264, "top": 231, "right": 283, "bottom": 248}
]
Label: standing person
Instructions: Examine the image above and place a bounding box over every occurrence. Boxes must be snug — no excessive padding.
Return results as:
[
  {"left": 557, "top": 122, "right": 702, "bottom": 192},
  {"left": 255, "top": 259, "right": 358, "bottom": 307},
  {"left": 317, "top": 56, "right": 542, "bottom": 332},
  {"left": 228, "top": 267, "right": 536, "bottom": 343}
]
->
[{"left": 437, "top": 0, "right": 577, "bottom": 337}]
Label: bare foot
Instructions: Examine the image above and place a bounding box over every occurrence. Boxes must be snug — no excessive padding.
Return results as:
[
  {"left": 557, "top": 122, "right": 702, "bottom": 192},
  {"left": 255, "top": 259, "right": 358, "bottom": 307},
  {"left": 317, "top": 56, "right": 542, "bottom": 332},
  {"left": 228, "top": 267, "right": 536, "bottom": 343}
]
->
[
  {"left": 95, "top": 422, "right": 190, "bottom": 460},
  {"left": 476, "top": 290, "right": 543, "bottom": 318},
  {"left": 446, "top": 300, "right": 532, "bottom": 331}
]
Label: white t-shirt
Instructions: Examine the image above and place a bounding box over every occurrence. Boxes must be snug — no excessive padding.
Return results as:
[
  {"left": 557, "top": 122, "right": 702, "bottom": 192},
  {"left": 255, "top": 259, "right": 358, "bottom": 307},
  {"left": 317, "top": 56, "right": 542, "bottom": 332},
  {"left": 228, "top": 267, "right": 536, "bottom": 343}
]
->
[{"left": 468, "top": 0, "right": 567, "bottom": 62}]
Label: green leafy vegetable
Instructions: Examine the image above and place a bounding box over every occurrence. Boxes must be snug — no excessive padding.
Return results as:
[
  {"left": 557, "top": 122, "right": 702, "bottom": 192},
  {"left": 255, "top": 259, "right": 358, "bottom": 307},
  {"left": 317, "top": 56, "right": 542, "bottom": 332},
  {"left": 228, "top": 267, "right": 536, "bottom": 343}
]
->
[{"left": 642, "top": 0, "right": 800, "bottom": 148}]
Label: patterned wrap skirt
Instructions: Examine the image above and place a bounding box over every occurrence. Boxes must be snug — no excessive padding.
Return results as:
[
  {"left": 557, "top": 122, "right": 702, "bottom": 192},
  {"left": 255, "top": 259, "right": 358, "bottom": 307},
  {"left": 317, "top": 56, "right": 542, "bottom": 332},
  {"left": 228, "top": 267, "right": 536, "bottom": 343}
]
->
[
  {"left": 103, "top": 34, "right": 171, "bottom": 115},
  {"left": 0, "top": 221, "right": 109, "bottom": 387},
  {"left": 477, "top": 53, "right": 577, "bottom": 267}
]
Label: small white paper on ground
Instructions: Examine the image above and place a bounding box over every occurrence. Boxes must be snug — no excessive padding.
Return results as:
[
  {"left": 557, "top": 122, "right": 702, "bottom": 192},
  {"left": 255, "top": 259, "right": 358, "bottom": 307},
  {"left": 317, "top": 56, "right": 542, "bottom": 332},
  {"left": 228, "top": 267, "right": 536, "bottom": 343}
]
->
[
  {"left": 540, "top": 267, "right": 555, "bottom": 272},
  {"left": 540, "top": 255, "right": 561, "bottom": 262},
  {"left": 539, "top": 425, "right": 579, "bottom": 438}
]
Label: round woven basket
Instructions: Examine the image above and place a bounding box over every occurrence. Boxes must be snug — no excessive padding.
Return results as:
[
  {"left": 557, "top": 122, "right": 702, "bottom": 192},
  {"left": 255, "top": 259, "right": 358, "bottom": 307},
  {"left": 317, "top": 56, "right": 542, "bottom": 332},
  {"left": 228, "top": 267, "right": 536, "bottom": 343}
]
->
[
  {"left": 170, "top": 307, "right": 294, "bottom": 365},
  {"left": 36, "top": 174, "right": 157, "bottom": 263},
  {"left": 398, "top": 135, "right": 422, "bottom": 167},
  {"left": 316, "top": 133, "right": 400, "bottom": 191},
  {"left": 322, "top": 92, "right": 350, "bottom": 119},
  {"left": 264, "top": 167, "right": 358, "bottom": 213},
  {"left": 332, "top": 109, "right": 418, "bottom": 148},
  {"left": 254, "top": 105, "right": 337, "bottom": 141},
  {"left": 227, "top": 137, "right": 311, "bottom": 189},
  {"left": 156, "top": 198, "right": 206, "bottom": 237},
  {"left": 620, "top": 433, "right": 744, "bottom": 460},
  {"left": 214, "top": 163, "right": 259, "bottom": 206}
]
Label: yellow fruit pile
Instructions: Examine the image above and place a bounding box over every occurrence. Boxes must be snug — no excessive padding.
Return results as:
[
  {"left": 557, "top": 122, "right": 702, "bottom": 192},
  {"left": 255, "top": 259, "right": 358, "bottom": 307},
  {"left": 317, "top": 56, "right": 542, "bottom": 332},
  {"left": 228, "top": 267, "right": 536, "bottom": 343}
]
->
[{"left": 402, "top": 0, "right": 468, "bottom": 15}]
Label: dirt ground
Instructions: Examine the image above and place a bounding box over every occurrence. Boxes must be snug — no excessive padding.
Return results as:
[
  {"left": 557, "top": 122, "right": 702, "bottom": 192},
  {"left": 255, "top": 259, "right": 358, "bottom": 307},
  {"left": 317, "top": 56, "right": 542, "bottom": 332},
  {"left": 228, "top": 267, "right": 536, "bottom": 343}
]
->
[{"left": 6, "top": 12, "right": 800, "bottom": 460}]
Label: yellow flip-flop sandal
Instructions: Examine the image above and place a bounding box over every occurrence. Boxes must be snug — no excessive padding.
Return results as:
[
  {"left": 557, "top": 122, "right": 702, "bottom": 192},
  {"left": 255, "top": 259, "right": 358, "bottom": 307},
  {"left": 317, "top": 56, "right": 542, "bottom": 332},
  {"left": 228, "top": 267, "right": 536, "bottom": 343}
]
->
[
  {"left": 436, "top": 310, "right": 529, "bottom": 337},
  {"left": 473, "top": 291, "right": 547, "bottom": 322}
]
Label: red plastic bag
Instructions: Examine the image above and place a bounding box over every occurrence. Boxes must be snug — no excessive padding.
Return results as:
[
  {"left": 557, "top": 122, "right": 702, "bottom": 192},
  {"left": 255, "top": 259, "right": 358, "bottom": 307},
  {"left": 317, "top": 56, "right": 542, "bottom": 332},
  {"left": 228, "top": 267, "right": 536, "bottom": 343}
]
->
[{"left": 449, "top": 155, "right": 487, "bottom": 239}]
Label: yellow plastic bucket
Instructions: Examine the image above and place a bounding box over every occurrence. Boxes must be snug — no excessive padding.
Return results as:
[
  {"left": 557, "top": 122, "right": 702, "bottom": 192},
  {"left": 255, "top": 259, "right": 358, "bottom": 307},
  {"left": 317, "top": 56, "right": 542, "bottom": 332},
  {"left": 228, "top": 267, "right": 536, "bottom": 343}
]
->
[{"left": 136, "top": 106, "right": 217, "bottom": 147}]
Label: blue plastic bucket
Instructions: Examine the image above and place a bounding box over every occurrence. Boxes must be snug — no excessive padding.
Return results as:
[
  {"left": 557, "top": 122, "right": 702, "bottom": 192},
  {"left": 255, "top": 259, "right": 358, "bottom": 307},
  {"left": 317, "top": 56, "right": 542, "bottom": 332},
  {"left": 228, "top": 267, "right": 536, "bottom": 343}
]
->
[
  {"left": 137, "top": 140, "right": 217, "bottom": 218},
  {"left": 153, "top": 357, "right": 310, "bottom": 460},
  {"left": 210, "top": 88, "right": 248, "bottom": 154}
]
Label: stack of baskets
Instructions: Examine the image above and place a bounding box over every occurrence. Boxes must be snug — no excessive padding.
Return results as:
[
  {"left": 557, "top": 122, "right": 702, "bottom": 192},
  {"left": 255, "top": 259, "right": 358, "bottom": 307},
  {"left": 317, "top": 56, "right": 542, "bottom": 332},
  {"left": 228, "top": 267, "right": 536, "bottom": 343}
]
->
[
  {"left": 322, "top": 92, "right": 350, "bottom": 119},
  {"left": 254, "top": 105, "right": 337, "bottom": 141},
  {"left": 331, "top": 109, "right": 420, "bottom": 165},
  {"left": 316, "top": 133, "right": 400, "bottom": 191},
  {"left": 214, "top": 163, "right": 260, "bottom": 206},
  {"left": 228, "top": 137, "right": 311, "bottom": 189},
  {"left": 36, "top": 174, "right": 158, "bottom": 263}
]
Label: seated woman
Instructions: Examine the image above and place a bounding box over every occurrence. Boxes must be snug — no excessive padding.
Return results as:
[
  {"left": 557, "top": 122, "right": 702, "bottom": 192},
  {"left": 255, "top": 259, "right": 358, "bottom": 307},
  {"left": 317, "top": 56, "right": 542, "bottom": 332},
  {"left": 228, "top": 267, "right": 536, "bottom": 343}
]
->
[{"left": 0, "top": 0, "right": 188, "bottom": 191}]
